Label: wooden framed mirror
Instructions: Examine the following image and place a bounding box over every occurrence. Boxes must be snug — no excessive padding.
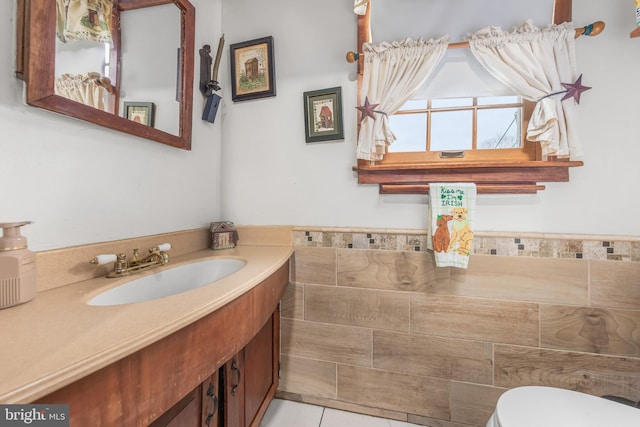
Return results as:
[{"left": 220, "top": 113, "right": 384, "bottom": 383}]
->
[{"left": 17, "top": 0, "right": 195, "bottom": 150}]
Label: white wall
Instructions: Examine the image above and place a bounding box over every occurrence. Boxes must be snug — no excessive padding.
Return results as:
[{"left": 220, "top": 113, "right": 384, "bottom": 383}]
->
[
  {"left": 1, "top": 0, "right": 223, "bottom": 250},
  {"left": 221, "top": 0, "right": 640, "bottom": 237},
  {"left": 3, "top": 0, "right": 639, "bottom": 252}
]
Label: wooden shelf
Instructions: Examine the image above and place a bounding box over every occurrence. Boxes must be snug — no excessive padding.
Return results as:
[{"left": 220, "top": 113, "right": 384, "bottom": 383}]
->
[{"left": 354, "top": 160, "right": 583, "bottom": 194}]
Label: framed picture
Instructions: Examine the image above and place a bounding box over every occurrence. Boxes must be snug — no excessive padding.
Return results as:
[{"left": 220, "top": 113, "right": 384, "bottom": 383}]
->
[
  {"left": 303, "top": 87, "right": 344, "bottom": 143},
  {"left": 230, "top": 36, "right": 276, "bottom": 102},
  {"left": 124, "top": 102, "right": 155, "bottom": 127}
]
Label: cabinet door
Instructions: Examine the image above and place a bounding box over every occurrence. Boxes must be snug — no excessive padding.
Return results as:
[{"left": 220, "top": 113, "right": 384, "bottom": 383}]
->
[
  {"left": 244, "top": 316, "right": 275, "bottom": 427},
  {"left": 149, "top": 371, "right": 221, "bottom": 427},
  {"left": 223, "top": 351, "right": 245, "bottom": 427},
  {"left": 222, "top": 310, "right": 280, "bottom": 427},
  {"left": 149, "top": 386, "right": 201, "bottom": 427}
]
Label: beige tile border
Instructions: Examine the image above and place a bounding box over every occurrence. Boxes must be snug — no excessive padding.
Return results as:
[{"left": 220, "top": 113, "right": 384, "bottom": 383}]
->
[
  {"left": 236, "top": 225, "right": 293, "bottom": 247},
  {"left": 292, "top": 227, "right": 640, "bottom": 262}
]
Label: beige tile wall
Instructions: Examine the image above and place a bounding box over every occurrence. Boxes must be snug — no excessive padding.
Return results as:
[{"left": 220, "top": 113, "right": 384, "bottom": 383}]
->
[{"left": 279, "top": 228, "right": 640, "bottom": 427}]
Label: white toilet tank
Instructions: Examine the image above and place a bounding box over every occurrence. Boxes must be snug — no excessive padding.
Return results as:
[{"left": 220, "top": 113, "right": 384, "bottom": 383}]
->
[{"left": 487, "top": 386, "right": 640, "bottom": 427}]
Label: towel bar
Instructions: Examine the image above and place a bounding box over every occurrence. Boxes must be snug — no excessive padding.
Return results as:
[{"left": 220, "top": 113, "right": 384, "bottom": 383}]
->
[{"left": 379, "top": 183, "right": 546, "bottom": 195}]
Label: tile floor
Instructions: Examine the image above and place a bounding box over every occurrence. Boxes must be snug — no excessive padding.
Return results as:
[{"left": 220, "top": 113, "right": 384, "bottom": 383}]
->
[{"left": 259, "top": 399, "right": 424, "bottom": 427}]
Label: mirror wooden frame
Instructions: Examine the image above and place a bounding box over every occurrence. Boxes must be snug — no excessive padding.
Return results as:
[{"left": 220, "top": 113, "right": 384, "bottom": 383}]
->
[{"left": 17, "top": 0, "right": 195, "bottom": 150}]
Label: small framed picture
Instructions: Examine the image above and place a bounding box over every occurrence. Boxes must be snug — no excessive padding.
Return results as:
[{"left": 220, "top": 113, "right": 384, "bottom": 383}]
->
[
  {"left": 230, "top": 36, "right": 276, "bottom": 102},
  {"left": 303, "top": 87, "right": 344, "bottom": 143},
  {"left": 124, "top": 102, "right": 155, "bottom": 127}
]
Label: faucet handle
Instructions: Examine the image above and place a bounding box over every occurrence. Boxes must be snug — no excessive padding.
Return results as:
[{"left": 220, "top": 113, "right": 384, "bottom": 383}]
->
[
  {"left": 155, "top": 243, "right": 171, "bottom": 252},
  {"left": 90, "top": 254, "right": 117, "bottom": 265}
]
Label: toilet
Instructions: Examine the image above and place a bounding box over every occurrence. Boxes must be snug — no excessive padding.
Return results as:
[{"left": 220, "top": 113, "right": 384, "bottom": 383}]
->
[{"left": 486, "top": 386, "right": 640, "bottom": 427}]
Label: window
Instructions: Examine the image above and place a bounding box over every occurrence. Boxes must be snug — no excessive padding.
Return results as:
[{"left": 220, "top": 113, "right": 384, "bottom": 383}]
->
[
  {"left": 353, "top": 0, "right": 583, "bottom": 194},
  {"left": 103, "top": 43, "right": 112, "bottom": 77},
  {"left": 385, "top": 95, "right": 538, "bottom": 164}
]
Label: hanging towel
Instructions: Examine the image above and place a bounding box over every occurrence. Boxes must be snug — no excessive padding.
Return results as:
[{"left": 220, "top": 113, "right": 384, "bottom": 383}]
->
[{"left": 427, "top": 183, "right": 477, "bottom": 268}]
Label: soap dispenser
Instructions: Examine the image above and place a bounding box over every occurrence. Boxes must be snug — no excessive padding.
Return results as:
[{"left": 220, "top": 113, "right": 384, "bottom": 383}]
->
[{"left": 0, "top": 221, "right": 36, "bottom": 309}]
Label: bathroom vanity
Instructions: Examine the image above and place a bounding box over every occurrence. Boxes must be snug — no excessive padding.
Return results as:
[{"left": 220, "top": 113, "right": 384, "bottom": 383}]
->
[
  {"left": 38, "top": 262, "right": 288, "bottom": 426},
  {"left": 0, "top": 235, "right": 292, "bottom": 427}
]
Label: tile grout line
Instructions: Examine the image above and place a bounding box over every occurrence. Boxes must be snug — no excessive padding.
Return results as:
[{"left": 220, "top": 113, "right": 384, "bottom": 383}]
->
[{"left": 318, "top": 407, "right": 326, "bottom": 427}]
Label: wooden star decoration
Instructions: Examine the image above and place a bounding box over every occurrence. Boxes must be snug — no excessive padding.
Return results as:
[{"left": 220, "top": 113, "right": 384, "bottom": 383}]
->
[
  {"left": 560, "top": 74, "right": 591, "bottom": 104},
  {"left": 356, "top": 97, "right": 379, "bottom": 123}
]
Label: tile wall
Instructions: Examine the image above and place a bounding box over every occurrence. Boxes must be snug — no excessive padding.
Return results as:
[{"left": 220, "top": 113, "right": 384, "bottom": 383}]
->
[{"left": 278, "top": 227, "right": 640, "bottom": 427}]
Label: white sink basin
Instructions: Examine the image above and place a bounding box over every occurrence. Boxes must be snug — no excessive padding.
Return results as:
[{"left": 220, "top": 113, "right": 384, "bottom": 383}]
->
[{"left": 88, "top": 258, "right": 246, "bottom": 306}]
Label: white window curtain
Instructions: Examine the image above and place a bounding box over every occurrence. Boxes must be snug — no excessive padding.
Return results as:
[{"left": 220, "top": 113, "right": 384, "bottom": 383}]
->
[
  {"left": 466, "top": 20, "right": 581, "bottom": 159},
  {"left": 356, "top": 36, "right": 449, "bottom": 161},
  {"left": 56, "top": 0, "right": 113, "bottom": 43},
  {"left": 54, "top": 73, "right": 107, "bottom": 110}
]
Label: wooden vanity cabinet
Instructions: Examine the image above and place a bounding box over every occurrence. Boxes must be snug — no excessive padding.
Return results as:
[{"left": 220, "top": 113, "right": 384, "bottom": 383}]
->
[
  {"left": 37, "top": 261, "right": 289, "bottom": 427},
  {"left": 154, "top": 314, "right": 278, "bottom": 427}
]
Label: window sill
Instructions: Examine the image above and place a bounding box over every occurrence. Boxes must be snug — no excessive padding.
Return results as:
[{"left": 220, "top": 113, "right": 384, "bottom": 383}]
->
[{"left": 353, "top": 160, "right": 583, "bottom": 194}]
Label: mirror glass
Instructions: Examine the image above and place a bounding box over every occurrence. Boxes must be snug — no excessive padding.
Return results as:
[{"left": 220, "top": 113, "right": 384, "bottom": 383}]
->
[
  {"left": 118, "top": 5, "right": 181, "bottom": 135},
  {"left": 54, "top": 30, "right": 117, "bottom": 114},
  {"left": 21, "top": 0, "right": 194, "bottom": 150}
]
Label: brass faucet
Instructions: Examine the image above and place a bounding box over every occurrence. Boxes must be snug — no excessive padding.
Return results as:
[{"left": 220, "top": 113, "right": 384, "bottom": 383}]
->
[{"left": 90, "top": 243, "right": 171, "bottom": 278}]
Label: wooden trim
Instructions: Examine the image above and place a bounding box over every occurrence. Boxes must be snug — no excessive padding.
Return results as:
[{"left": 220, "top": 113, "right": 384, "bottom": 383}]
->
[
  {"left": 355, "top": 159, "right": 583, "bottom": 172},
  {"left": 355, "top": 2, "right": 369, "bottom": 137},
  {"left": 117, "top": 0, "right": 177, "bottom": 10},
  {"left": 356, "top": 2, "right": 370, "bottom": 77},
  {"left": 380, "top": 148, "right": 537, "bottom": 164},
  {"left": 354, "top": 160, "right": 582, "bottom": 194},
  {"left": 553, "top": 0, "right": 572, "bottom": 24},
  {"left": 15, "top": 0, "right": 26, "bottom": 79}
]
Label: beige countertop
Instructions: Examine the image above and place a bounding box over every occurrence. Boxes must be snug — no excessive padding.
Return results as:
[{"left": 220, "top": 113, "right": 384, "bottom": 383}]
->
[{"left": 0, "top": 244, "right": 293, "bottom": 404}]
